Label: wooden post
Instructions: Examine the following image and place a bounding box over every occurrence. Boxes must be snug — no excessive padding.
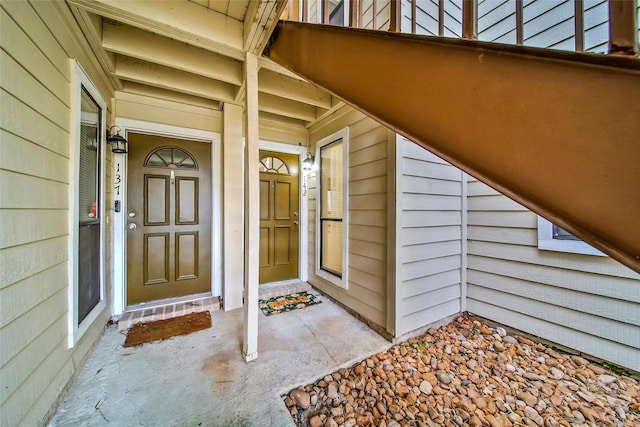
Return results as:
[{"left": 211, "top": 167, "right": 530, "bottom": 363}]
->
[
  {"left": 389, "top": 0, "right": 401, "bottom": 32},
  {"left": 462, "top": 0, "right": 477, "bottom": 40},
  {"left": 608, "top": 0, "right": 639, "bottom": 56},
  {"left": 222, "top": 103, "right": 244, "bottom": 311},
  {"left": 242, "top": 52, "right": 260, "bottom": 362}
]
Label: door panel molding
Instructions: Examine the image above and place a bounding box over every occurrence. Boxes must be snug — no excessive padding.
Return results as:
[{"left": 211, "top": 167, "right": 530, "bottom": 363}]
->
[
  {"left": 176, "top": 176, "right": 199, "bottom": 225},
  {"left": 143, "top": 232, "right": 170, "bottom": 285},
  {"left": 144, "top": 174, "right": 170, "bottom": 226},
  {"left": 176, "top": 231, "right": 199, "bottom": 281}
]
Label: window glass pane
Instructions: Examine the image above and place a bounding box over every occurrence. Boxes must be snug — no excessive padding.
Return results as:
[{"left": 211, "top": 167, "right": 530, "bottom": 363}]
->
[
  {"left": 260, "top": 156, "right": 290, "bottom": 174},
  {"left": 322, "top": 221, "right": 343, "bottom": 275},
  {"left": 320, "top": 139, "right": 344, "bottom": 276},
  {"left": 144, "top": 147, "right": 197, "bottom": 169},
  {"left": 320, "top": 140, "right": 343, "bottom": 219},
  {"left": 78, "top": 86, "right": 102, "bottom": 323},
  {"left": 553, "top": 225, "right": 579, "bottom": 240},
  {"left": 326, "top": 0, "right": 345, "bottom": 25},
  {"left": 79, "top": 88, "right": 100, "bottom": 224}
]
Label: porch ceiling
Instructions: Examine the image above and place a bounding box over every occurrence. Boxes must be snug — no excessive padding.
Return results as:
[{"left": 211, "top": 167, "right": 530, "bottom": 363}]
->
[{"left": 66, "top": 0, "right": 333, "bottom": 125}]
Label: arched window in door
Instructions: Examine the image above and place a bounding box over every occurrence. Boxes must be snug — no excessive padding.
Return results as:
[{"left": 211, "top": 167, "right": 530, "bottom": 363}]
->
[
  {"left": 259, "top": 155, "right": 290, "bottom": 175},
  {"left": 144, "top": 146, "right": 198, "bottom": 169}
]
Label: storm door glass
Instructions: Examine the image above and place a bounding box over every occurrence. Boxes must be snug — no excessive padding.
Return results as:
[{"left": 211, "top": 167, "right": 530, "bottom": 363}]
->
[
  {"left": 319, "top": 139, "right": 344, "bottom": 277},
  {"left": 78, "top": 87, "right": 102, "bottom": 323}
]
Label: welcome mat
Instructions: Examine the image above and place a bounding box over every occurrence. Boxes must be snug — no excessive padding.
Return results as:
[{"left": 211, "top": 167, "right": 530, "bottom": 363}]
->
[
  {"left": 259, "top": 291, "right": 321, "bottom": 316},
  {"left": 124, "top": 311, "right": 212, "bottom": 347}
]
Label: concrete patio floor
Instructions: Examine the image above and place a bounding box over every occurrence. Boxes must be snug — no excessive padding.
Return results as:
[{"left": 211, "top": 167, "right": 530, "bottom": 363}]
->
[{"left": 48, "top": 295, "right": 391, "bottom": 426}]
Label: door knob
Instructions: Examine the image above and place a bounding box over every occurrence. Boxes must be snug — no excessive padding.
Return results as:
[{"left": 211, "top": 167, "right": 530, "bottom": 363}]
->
[
  {"left": 293, "top": 221, "right": 299, "bottom": 226},
  {"left": 128, "top": 223, "right": 137, "bottom": 230}
]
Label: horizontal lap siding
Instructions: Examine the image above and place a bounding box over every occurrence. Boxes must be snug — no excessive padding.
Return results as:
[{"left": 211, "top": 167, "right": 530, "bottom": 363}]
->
[
  {"left": 360, "top": 0, "right": 391, "bottom": 31},
  {"left": 0, "top": 2, "right": 113, "bottom": 425},
  {"left": 396, "top": 138, "right": 462, "bottom": 336},
  {"left": 466, "top": 178, "right": 640, "bottom": 371},
  {"left": 308, "top": 107, "right": 389, "bottom": 329}
]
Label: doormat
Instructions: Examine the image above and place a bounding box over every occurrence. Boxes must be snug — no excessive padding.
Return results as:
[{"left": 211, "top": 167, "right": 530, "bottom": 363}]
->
[
  {"left": 259, "top": 291, "right": 321, "bottom": 316},
  {"left": 123, "top": 311, "right": 212, "bottom": 347}
]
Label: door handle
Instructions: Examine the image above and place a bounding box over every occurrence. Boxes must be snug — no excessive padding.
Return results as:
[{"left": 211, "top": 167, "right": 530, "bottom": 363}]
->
[
  {"left": 293, "top": 221, "right": 299, "bottom": 226},
  {"left": 128, "top": 223, "right": 137, "bottom": 230}
]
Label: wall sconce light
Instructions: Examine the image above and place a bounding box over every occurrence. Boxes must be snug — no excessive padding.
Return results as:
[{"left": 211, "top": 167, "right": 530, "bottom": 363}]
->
[
  {"left": 107, "top": 125, "right": 128, "bottom": 154},
  {"left": 302, "top": 152, "right": 315, "bottom": 170}
]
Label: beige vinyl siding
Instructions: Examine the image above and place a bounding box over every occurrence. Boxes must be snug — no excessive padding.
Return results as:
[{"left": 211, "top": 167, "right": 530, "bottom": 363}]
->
[
  {"left": 307, "top": 0, "right": 319, "bottom": 23},
  {"left": 308, "top": 106, "right": 390, "bottom": 330},
  {"left": 395, "top": 137, "right": 462, "bottom": 336},
  {"left": 523, "top": 0, "right": 575, "bottom": 51},
  {"left": 478, "top": 0, "right": 517, "bottom": 44},
  {"left": 360, "top": 0, "right": 391, "bottom": 31},
  {"left": 0, "top": 2, "right": 113, "bottom": 425},
  {"left": 115, "top": 91, "right": 223, "bottom": 133},
  {"left": 466, "top": 178, "right": 640, "bottom": 372}
]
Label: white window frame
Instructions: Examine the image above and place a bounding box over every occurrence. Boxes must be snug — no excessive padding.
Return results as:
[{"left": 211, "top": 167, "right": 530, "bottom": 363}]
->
[
  {"left": 68, "top": 62, "right": 108, "bottom": 347},
  {"left": 537, "top": 217, "right": 605, "bottom": 257},
  {"left": 315, "top": 128, "right": 349, "bottom": 289}
]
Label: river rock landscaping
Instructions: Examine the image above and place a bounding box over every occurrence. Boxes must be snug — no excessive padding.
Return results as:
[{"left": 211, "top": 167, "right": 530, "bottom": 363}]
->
[{"left": 284, "top": 317, "right": 639, "bottom": 427}]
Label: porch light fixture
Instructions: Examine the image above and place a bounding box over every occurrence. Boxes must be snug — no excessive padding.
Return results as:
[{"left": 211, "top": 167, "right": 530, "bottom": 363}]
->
[
  {"left": 302, "top": 152, "right": 315, "bottom": 170},
  {"left": 107, "top": 125, "right": 128, "bottom": 154}
]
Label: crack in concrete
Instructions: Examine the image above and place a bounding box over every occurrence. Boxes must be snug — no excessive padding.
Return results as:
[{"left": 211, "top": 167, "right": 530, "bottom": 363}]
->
[{"left": 297, "top": 313, "right": 337, "bottom": 364}]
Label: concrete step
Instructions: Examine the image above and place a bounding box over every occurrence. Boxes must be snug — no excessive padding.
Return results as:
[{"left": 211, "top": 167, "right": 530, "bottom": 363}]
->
[{"left": 118, "top": 296, "right": 221, "bottom": 331}]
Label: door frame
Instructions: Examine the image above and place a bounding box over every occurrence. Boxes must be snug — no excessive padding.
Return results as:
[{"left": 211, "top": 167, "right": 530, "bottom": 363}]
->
[
  {"left": 113, "top": 118, "right": 222, "bottom": 316},
  {"left": 259, "top": 139, "right": 308, "bottom": 284}
]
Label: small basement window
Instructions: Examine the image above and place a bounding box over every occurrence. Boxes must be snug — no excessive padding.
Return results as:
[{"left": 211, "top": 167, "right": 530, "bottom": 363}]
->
[{"left": 537, "top": 217, "right": 605, "bottom": 256}]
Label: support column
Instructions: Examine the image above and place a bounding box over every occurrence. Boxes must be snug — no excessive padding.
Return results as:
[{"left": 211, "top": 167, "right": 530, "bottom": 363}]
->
[
  {"left": 608, "top": 0, "right": 639, "bottom": 56},
  {"left": 462, "top": 0, "right": 477, "bottom": 40},
  {"left": 222, "top": 103, "right": 244, "bottom": 310},
  {"left": 242, "top": 52, "right": 260, "bottom": 362}
]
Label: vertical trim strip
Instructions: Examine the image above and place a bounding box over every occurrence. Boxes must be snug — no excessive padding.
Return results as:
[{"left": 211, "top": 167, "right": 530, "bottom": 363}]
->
[
  {"left": 439, "top": 0, "right": 445, "bottom": 36},
  {"left": 575, "top": 0, "right": 584, "bottom": 52},
  {"left": 373, "top": 0, "right": 378, "bottom": 30},
  {"left": 462, "top": 0, "right": 477, "bottom": 40},
  {"left": 460, "top": 172, "right": 468, "bottom": 313},
  {"left": 390, "top": 0, "right": 401, "bottom": 32},
  {"left": 516, "top": 0, "right": 524, "bottom": 45}
]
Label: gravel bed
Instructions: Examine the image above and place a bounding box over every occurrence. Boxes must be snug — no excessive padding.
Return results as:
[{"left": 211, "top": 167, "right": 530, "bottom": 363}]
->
[{"left": 284, "top": 317, "right": 639, "bottom": 427}]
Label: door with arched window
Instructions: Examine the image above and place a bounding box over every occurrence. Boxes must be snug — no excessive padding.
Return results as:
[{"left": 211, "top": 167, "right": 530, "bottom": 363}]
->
[
  {"left": 126, "top": 133, "right": 211, "bottom": 304},
  {"left": 259, "top": 151, "right": 299, "bottom": 283}
]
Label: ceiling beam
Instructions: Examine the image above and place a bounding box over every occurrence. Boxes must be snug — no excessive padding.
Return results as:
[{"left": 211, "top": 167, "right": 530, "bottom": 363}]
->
[
  {"left": 114, "top": 55, "right": 236, "bottom": 103},
  {"left": 259, "top": 57, "right": 305, "bottom": 80},
  {"left": 122, "top": 81, "right": 221, "bottom": 110},
  {"left": 258, "top": 92, "right": 316, "bottom": 121},
  {"left": 67, "top": 0, "right": 245, "bottom": 60},
  {"left": 102, "top": 22, "right": 243, "bottom": 86},
  {"left": 259, "top": 68, "right": 332, "bottom": 108}
]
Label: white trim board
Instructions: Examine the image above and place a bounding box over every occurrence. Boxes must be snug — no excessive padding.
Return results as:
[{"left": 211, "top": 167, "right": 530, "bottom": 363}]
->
[
  {"left": 112, "top": 118, "right": 222, "bottom": 316},
  {"left": 68, "top": 61, "right": 108, "bottom": 347}
]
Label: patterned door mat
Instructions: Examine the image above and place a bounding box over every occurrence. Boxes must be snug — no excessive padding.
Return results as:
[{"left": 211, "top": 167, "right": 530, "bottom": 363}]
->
[{"left": 258, "top": 291, "right": 322, "bottom": 316}]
